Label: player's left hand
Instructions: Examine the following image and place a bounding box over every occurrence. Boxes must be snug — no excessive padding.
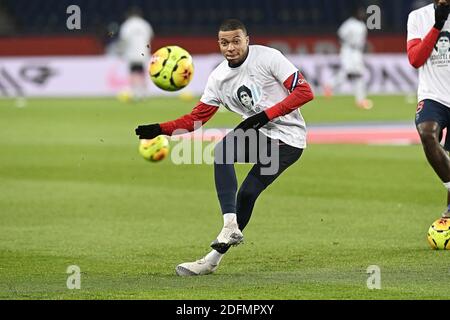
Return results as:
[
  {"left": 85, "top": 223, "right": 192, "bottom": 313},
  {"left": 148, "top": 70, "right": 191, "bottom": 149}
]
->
[
  {"left": 234, "top": 111, "right": 270, "bottom": 132},
  {"left": 135, "top": 123, "right": 162, "bottom": 139}
]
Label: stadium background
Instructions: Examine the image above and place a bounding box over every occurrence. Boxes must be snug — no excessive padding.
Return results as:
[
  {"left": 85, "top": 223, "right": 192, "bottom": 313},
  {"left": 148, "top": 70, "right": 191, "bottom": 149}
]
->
[
  {"left": 0, "top": 0, "right": 423, "bottom": 54},
  {"left": 1, "top": 0, "right": 449, "bottom": 300},
  {"left": 0, "top": 0, "right": 423, "bottom": 99}
]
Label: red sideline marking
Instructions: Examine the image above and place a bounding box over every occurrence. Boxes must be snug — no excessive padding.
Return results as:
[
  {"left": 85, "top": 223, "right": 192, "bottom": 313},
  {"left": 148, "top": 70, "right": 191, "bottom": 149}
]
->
[
  {"left": 308, "top": 126, "right": 421, "bottom": 145},
  {"left": 173, "top": 125, "right": 422, "bottom": 145}
]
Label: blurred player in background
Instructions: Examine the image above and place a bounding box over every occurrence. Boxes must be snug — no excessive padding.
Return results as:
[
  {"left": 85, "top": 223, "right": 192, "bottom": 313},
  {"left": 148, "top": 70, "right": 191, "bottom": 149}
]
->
[
  {"left": 408, "top": 0, "right": 450, "bottom": 217},
  {"left": 324, "top": 6, "right": 372, "bottom": 110},
  {"left": 119, "top": 7, "right": 154, "bottom": 101},
  {"left": 135, "top": 19, "right": 314, "bottom": 276}
]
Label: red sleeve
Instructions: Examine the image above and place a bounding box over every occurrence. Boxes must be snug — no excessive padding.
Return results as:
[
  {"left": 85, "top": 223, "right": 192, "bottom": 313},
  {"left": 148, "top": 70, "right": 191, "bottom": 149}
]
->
[
  {"left": 159, "top": 102, "right": 219, "bottom": 136},
  {"left": 264, "top": 72, "right": 314, "bottom": 121},
  {"left": 407, "top": 27, "right": 440, "bottom": 69}
]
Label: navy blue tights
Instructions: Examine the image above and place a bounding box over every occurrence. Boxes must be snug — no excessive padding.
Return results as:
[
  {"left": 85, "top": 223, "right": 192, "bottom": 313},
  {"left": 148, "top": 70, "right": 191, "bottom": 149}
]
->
[{"left": 213, "top": 132, "right": 303, "bottom": 253}]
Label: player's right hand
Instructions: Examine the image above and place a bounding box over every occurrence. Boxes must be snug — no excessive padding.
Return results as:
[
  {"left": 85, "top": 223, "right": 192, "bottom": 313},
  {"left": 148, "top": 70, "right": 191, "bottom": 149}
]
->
[
  {"left": 234, "top": 111, "right": 270, "bottom": 132},
  {"left": 434, "top": 2, "right": 450, "bottom": 30},
  {"left": 135, "top": 124, "right": 162, "bottom": 139}
]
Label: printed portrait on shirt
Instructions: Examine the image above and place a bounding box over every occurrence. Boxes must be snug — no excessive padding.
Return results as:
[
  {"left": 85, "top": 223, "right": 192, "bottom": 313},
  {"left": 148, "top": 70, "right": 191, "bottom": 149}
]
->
[
  {"left": 236, "top": 84, "right": 262, "bottom": 113},
  {"left": 435, "top": 31, "right": 450, "bottom": 55},
  {"left": 237, "top": 85, "right": 254, "bottom": 110}
]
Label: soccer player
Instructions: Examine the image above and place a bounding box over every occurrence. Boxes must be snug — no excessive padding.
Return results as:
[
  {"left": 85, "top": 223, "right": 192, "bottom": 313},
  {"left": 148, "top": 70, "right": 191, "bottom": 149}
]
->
[
  {"left": 119, "top": 7, "right": 154, "bottom": 101},
  {"left": 407, "top": 0, "right": 450, "bottom": 217},
  {"left": 323, "top": 6, "right": 372, "bottom": 110},
  {"left": 135, "top": 19, "right": 314, "bottom": 276}
]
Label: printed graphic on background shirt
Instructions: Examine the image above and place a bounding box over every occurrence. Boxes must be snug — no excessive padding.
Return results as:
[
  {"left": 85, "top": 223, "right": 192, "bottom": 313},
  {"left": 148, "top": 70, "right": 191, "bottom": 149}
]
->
[
  {"left": 236, "top": 84, "right": 262, "bottom": 113},
  {"left": 431, "top": 31, "right": 450, "bottom": 66}
]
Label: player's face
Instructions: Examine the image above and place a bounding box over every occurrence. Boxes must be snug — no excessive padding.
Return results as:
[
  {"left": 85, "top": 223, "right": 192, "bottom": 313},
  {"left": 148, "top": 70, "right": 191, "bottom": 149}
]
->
[
  {"left": 218, "top": 29, "right": 249, "bottom": 65},
  {"left": 355, "top": 8, "right": 366, "bottom": 21},
  {"left": 435, "top": 0, "right": 450, "bottom": 5}
]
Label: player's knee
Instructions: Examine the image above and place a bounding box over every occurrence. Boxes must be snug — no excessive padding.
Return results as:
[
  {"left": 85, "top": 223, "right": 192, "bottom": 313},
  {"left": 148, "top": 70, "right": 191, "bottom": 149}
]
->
[
  {"left": 237, "top": 187, "right": 258, "bottom": 203},
  {"left": 238, "top": 176, "right": 265, "bottom": 201}
]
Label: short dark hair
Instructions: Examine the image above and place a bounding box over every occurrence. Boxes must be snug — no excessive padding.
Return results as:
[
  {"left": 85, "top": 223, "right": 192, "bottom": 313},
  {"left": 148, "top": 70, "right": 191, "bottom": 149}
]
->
[
  {"left": 127, "top": 6, "right": 143, "bottom": 18},
  {"left": 433, "top": 0, "right": 449, "bottom": 5},
  {"left": 219, "top": 19, "right": 247, "bottom": 35},
  {"left": 351, "top": 4, "right": 366, "bottom": 19}
]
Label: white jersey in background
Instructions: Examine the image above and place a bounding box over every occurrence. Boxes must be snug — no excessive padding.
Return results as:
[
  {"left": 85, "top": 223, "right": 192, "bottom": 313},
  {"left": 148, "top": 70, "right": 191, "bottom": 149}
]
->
[
  {"left": 407, "top": 3, "right": 450, "bottom": 107},
  {"left": 119, "top": 16, "right": 154, "bottom": 64},
  {"left": 338, "top": 17, "right": 368, "bottom": 74},
  {"left": 200, "top": 45, "right": 307, "bottom": 149}
]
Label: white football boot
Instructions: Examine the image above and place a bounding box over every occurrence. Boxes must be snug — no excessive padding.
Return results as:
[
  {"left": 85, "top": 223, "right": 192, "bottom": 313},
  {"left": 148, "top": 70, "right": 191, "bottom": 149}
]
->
[
  {"left": 176, "top": 258, "right": 219, "bottom": 276},
  {"left": 210, "top": 221, "right": 244, "bottom": 251}
]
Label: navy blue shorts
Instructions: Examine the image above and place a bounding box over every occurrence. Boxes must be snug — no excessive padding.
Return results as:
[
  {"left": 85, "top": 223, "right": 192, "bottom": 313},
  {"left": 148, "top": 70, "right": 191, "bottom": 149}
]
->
[
  {"left": 415, "top": 99, "right": 450, "bottom": 150},
  {"left": 214, "top": 132, "right": 303, "bottom": 188}
]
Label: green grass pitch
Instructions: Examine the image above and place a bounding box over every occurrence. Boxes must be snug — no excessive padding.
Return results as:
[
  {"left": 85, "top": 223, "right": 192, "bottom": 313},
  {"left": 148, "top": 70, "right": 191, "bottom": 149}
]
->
[{"left": 1, "top": 95, "right": 449, "bottom": 299}]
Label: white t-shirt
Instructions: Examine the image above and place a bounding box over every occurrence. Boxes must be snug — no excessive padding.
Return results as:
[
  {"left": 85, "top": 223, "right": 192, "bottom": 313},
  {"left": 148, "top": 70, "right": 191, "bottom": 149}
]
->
[
  {"left": 337, "top": 17, "right": 368, "bottom": 73},
  {"left": 119, "top": 16, "right": 154, "bottom": 64},
  {"left": 407, "top": 3, "right": 450, "bottom": 107},
  {"left": 200, "top": 45, "right": 307, "bottom": 149},
  {"left": 338, "top": 17, "right": 368, "bottom": 51}
]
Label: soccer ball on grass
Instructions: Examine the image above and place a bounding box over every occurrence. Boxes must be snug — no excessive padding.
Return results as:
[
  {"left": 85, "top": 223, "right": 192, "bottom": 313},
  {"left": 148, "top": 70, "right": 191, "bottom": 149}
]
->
[{"left": 427, "top": 218, "right": 450, "bottom": 250}]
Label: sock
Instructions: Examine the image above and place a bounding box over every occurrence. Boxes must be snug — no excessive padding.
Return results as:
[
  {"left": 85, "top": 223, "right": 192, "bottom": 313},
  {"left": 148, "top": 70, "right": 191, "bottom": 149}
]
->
[
  {"left": 444, "top": 182, "right": 450, "bottom": 191},
  {"left": 355, "top": 77, "right": 367, "bottom": 103},
  {"left": 205, "top": 250, "right": 224, "bottom": 265},
  {"left": 223, "top": 213, "right": 237, "bottom": 226}
]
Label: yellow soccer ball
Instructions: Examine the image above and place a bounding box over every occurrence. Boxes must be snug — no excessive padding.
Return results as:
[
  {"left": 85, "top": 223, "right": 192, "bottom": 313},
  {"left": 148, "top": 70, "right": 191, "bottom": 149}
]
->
[
  {"left": 149, "top": 46, "right": 194, "bottom": 92},
  {"left": 139, "top": 136, "right": 170, "bottom": 162},
  {"left": 427, "top": 218, "right": 450, "bottom": 250}
]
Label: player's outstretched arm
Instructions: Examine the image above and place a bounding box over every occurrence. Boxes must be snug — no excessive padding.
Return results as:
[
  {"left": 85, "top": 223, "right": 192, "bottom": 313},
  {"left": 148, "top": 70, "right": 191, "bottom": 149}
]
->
[{"left": 135, "top": 102, "right": 218, "bottom": 139}]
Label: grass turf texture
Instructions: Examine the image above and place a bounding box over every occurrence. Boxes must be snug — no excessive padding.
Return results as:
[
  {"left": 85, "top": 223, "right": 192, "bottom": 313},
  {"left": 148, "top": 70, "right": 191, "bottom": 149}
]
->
[{"left": 1, "top": 95, "right": 449, "bottom": 299}]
